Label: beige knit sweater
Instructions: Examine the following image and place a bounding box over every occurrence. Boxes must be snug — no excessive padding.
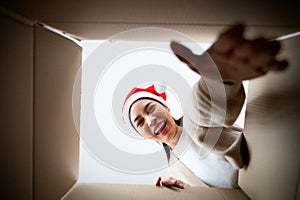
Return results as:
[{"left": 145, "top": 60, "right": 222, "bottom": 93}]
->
[{"left": 166, "top": 77, "right": 246, "bottom": 187}]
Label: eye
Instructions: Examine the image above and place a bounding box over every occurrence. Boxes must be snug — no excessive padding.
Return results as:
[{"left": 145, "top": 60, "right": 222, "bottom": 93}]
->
[
  {"left": 148, "top": 105, "right": 155, "bottom": 114},
  {"left": 137, "top": 119, "right": 144, "bottom": 127}
]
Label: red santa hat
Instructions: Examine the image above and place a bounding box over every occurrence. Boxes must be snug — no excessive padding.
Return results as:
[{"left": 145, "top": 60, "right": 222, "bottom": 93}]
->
[{"left": 122, "top": 84, "right": 168, "bottom": 116}]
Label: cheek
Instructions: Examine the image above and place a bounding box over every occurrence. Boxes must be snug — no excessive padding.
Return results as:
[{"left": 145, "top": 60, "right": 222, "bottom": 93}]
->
[
  {"left": 153, "top": 109, "right": 167, "bottom": 118},
  {"left": 137, "top": 126, "right": 151, "bottom": 137}
]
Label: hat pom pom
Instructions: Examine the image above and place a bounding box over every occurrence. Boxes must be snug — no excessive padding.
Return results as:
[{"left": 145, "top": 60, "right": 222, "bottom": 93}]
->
[{"left": 154, "top": 84, "right": 166, "bottom": 94}]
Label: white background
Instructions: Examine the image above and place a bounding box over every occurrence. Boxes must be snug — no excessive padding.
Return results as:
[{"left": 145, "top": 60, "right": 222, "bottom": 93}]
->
[{"left": 78, "top": 40, "right": 247, "bottom": 184}]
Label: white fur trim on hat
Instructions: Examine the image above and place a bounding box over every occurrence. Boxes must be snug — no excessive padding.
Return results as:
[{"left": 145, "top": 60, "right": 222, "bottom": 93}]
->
[{"left": 125, "top": 91, "right": 168, "bottom": 113}]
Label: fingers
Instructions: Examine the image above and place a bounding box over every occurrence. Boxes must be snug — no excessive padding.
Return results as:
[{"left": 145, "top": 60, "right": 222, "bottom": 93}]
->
[
  {"left": 160, "top": 177, "right": 188, "bottom": 189},
  {"left": 211, "top": 24, "right": 245, "bottom": 54},
  {"left": 155, "top": 176, "right": 162, "bottom": 186},
  {"left": 170, "top": 41, "right": 193, "bottom": 61},
  {"left": 233, "top": 38, "right": 282, "bottom": 67},
  {"left": 170, "top": 41, "right": 200, "bottom": 74},
  {"left": 267, "top": 59, "right": 289, "bottom": 71},
  {"left": 161, "top": 177, "right": 176, "bottom": 187},
  {"left": 162, "top": 177, "right": 186, "bottom": 189},
  {"left": 212, "top": 24, "right": 288, "bottom": 81},
  {"left": 233, "top": 39, "right": 287, "bottom": 74},
  {"left": 234, "top": 38, "right": 268, "bottom": 60}
]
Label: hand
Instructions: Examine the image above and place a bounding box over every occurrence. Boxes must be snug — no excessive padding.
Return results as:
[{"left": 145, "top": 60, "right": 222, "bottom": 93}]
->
[
  {"left": 170, "top": 24, "right": 288, "bottom": 83},
  {"left": 155, "top": 176, "right": 189, "bottom": 189}
]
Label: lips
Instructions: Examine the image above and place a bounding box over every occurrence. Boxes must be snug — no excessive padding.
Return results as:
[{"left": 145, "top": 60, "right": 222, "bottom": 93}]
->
[{"left": 154, "top": 120, "right": 167, "bottom": 136}]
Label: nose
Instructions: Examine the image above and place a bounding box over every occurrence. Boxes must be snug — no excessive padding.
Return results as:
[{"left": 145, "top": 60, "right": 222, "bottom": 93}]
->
[{"left": 146, "top": 115, "right": 156, "bottom": 127}]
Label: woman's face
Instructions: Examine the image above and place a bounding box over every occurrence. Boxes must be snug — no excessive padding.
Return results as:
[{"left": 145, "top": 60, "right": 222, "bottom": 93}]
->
[{"left": 130, "top": 99, "right": 179, "bottom": 144}]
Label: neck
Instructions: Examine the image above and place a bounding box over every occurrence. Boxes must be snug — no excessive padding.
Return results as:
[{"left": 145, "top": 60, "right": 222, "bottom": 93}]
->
[{"left": 167, "top": 125, "right": 183, "bottom": 149}]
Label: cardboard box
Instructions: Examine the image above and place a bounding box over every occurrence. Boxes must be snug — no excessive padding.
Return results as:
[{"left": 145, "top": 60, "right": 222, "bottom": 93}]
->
[
  {"left": 1, "top": 9, "right": 81, "bottom": 199},
  {"left": 1, "top": 1, "right": 299, "bottom": 199}
]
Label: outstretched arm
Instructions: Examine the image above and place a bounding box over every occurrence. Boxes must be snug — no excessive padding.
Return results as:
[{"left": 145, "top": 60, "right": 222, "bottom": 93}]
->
[
  {"left": 170, "top": 24, "right": 288, "bottom": 126},
  {"left": 171, "top": 24, "right": 288, "bottom": 83}
]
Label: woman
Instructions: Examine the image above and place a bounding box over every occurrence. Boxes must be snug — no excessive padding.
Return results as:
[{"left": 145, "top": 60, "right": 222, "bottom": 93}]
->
[{"left": 123, "top": 24, "right": 288, "bottom": 189}]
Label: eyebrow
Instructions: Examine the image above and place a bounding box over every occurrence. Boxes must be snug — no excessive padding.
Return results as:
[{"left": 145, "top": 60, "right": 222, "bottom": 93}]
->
[{"left": 133, "top": 102, "right": 152, "bottom": 123}]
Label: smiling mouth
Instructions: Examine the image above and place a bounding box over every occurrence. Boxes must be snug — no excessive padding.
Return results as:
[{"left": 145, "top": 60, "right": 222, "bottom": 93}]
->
[{"left": 154, "top": 120, "right": 167, "bottom": 136}]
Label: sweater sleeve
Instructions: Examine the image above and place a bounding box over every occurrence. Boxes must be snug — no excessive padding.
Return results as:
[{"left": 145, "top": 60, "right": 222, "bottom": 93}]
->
[
  {"left": 182, "top": 77, "right": 246, "bottom": 168},
  {"left": 187, "top": 77, "right": 246, "bottom": 127}
]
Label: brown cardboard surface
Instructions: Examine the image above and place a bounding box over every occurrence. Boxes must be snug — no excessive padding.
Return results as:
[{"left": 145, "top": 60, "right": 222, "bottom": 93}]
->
[
  {"left": 0, "top": 11, "right": 34, "bottom": 199},
  {"left": 62, "top": 183, "right": 249, "bottom": 200},
  {"left": 239, "top": 36, "right": 300, "bottom": 199},
  {"left": 297, "top": 176, "right": 300, "bottom": 200},
  {"left": 34, "top": 25, "right": 81, "bottom": 200},
  {"left": 1, "top": 0, "right": 299, "bottom": 40},
  {"left": 1, "top": 0, "right": 299, "bottom": 26},
  {"left": 0, "top": 8, "right": 82, "bottom": 199}
]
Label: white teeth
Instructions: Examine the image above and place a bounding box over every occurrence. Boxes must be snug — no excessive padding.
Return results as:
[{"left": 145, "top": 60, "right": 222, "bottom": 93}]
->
[{"left": 154, "top": 121, "right": 166, "bottom": 135}]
